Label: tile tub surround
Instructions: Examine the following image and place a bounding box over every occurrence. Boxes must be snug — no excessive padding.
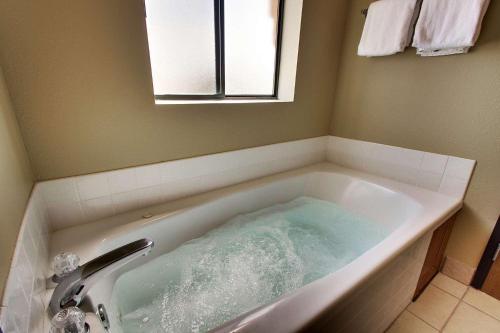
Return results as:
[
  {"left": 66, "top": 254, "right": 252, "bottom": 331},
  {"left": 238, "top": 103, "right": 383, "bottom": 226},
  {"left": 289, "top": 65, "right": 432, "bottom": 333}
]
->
[
  {"left": 388, "top": 273, "right": 500, "bottom": 332},
  {"left": 39, "top": 137, "right": 328, "bottom": 230},
  {"left": 327, "top": 136, "right": 476, "bottom": 200},
  {"left": 38, "top": 136, "right": 475, "bottom": 231},
  {"left": 0, "top": 189, "right": 50, "bottom": 333},
  {"left": 0, "top": 135, "right": 476, "bottom": 332},
  {"left": 57, "top": 161, "right": 460, "bottom": 333},
  {"left": 314, "top": 232, "right": 433, "bottom": 332}
]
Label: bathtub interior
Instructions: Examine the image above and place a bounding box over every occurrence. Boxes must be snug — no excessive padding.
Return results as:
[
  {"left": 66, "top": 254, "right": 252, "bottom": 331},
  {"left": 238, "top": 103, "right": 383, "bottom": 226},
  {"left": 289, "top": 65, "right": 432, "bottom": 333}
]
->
[
  {"left": 304, "top": 172, "right": 423, "bottom": 231},
  {"left": 84, "top": 170, "right": 424, "bottom": 332}
]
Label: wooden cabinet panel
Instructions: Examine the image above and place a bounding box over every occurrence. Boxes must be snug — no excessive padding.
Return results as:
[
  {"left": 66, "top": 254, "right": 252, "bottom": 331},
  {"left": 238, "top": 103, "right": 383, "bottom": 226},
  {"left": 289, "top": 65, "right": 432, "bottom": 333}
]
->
[
  {"left": 483, "top": 257, "right": 500, "bottom": 300},
  {"left": 413, "top": 215, "right": 457, "bottom": 300},
  {"left": 472, "top": 216, "right": 500, "bottom": 300}
]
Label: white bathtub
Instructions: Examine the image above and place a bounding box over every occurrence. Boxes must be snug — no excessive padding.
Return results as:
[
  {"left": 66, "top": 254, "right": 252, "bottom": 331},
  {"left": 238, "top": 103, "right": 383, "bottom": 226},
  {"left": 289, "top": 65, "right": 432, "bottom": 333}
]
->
[{"left": 50, "top": 163, "right": 462, "bottom": 332}]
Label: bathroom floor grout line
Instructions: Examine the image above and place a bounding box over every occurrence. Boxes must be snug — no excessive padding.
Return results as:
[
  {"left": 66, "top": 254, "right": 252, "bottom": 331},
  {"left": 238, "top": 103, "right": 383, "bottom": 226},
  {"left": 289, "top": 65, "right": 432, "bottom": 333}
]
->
[
  {"left": 430, "top": 281, "right": 468, "bottom": 300},
  {"left": 438, "top": 293, "right": 465, "bottom": 331},
  {"left": 384, "top": 304, "right": 408, "bottom": 332},
  {"left": 440, "top": 284, "right": 481, "bottom": 332},
  {"left": 406, "top": 306, "right": 441, "bottom": 331},
  {"left": 460, "top": 298, "right": 500, "bottom": 324},
  {"left": 406, "top": 282, "right": 467, "bottom": 332},
  {"left": 405, "top": 286, "right": 450, "bottom": 330},
  {"left": 432, "top": 283, "right": 500, "bottom": 326}
]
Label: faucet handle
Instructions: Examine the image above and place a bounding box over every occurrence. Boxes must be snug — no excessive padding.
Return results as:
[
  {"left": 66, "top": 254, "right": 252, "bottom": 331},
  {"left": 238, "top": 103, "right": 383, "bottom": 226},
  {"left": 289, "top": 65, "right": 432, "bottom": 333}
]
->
[
  {"left": 53, "top": 252, "right": 80, "bottom": 280},
  {"left": 50, "top": 307, "right": 87, "bottom": 333}
]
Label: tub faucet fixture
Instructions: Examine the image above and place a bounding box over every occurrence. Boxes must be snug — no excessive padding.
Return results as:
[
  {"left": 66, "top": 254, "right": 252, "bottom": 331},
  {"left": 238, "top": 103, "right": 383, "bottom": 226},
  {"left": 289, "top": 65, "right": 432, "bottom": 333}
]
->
[{"left": 49, "top": 238, "right": 154, "bottom": 316}]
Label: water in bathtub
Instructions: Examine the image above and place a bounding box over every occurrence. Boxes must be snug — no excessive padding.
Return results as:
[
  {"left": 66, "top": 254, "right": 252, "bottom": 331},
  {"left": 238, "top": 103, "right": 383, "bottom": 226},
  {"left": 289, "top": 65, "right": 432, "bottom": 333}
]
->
[{"left": 111, "top": 196, "right": 390, "bottom": 333}]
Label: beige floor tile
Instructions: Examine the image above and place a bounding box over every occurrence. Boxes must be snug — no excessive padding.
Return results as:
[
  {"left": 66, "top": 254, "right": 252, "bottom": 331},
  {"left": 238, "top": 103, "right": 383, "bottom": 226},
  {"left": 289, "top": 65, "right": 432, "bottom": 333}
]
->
[
  {"left": 463, "top": 288, "right": 500, "bottom": 321},
  {"left": 407, "top": 285, "right": 459, "bottom": 329},
  {"left": 387, "top": 310, "right": 438, "bottom": 333},
  {"left": 443, "top": 302, "right": 500, "bottom": 333},
  {"left": 431, "top": 273, "right": 468, "bottom": 298}
]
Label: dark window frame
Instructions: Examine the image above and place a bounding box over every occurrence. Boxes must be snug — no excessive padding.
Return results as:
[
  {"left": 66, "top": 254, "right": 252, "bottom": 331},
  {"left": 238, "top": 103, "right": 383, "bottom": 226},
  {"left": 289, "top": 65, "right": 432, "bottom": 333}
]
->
[{"left": 153, "top": 0, "right": 285, "bottom": 101}]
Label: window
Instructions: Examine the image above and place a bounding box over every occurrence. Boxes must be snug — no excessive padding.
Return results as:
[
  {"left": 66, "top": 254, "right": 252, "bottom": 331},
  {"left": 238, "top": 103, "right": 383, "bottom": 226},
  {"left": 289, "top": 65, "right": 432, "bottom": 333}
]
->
[{"left": 144, "top": 0, "right": 298, "bottom": 103}]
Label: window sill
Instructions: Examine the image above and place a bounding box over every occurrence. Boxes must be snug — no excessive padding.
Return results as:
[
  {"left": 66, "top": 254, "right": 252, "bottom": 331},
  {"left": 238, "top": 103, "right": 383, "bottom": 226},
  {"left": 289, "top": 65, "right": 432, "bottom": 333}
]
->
[{"left": 154, "top": 98, "right": 293, "bottom": 105}]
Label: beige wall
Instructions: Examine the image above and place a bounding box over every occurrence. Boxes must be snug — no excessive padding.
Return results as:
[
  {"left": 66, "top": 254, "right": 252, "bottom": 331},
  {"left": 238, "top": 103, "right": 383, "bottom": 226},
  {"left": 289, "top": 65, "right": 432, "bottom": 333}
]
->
[
  {"left": 0, "top": 68, "right": 34, "bottom": 299},
  {"left": 331, "top": 0, "right": 500, "bottom": 268},
  {"left": 0, "top": 0, "right": 348, "bottom": 180},
  {"left": 1, "top": 0, "right": 497, "bottom": 289}
]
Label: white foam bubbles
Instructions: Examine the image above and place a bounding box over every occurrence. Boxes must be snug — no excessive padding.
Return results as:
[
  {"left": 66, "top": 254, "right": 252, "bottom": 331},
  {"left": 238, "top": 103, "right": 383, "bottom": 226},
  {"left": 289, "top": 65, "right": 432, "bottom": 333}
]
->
[{"left": 113, "top": 197, "right": 389, "bottom": 333}]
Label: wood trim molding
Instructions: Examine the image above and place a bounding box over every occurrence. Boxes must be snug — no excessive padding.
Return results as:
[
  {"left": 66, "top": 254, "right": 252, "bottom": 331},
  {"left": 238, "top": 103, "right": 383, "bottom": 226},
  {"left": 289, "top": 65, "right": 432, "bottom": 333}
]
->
[{"left": 414, "top": 214, "right": 457, "bottom": 300}]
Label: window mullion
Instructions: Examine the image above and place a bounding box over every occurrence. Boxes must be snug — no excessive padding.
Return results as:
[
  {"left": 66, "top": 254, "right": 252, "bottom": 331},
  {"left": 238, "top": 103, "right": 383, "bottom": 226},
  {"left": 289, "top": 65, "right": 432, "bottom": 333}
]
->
[
  {"left": 273, "top": 0, "right": 285, "bottom": 97},
  {"left": 214, "top": 0, "right": 225, "bottom": 97}
]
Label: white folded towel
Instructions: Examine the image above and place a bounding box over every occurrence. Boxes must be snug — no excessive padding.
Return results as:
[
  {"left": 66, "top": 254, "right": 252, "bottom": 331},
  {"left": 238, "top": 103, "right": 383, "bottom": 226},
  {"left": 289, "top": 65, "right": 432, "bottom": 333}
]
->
[
  {"left": 413, "top": 0, "right": 491, "bottom": 56},
  {"left": 358, "top": 0, "right": 421, "bottom": 57},
  {"left": 417, "top": 47, "right": 470, "bottom": 57}
]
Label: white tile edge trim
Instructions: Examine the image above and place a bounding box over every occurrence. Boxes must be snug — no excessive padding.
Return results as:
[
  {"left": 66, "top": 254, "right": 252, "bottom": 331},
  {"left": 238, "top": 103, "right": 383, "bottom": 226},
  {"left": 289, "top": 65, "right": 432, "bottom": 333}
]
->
[
  {"left": 1, "top": 187, "right": 50, "bottom": 333},
  {"left": 39, "top": 137, "right": 328, "bottom": 230},
  {"left": 37, "top": 136, "right": 476, "bottom": 231},
  {"left": 326, "top": 136, "right": 475, "bottom": 200}
]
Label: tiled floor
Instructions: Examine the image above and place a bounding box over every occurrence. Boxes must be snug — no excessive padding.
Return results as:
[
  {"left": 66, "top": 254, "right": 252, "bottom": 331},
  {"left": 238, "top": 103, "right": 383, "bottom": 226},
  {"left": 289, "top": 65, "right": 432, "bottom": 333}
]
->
[{"left": 387, "top": 273, "right": 500, "bottom": 332}]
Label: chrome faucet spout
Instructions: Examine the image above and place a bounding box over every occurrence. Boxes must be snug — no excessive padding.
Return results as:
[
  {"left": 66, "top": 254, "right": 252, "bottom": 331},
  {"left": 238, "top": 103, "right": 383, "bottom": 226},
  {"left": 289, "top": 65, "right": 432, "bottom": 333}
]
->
[{"left": 49, "top": 238, "right": 154, "bottom": 316}]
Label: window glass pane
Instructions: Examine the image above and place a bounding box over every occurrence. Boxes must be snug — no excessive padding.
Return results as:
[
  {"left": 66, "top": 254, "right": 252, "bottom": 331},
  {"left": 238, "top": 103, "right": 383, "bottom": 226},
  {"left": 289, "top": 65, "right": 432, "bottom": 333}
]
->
[
  {"left": 145, "top": 0, "right": 217, "bottom": 95},
  {"left": 224, "top": 0, "right": 280, "bottom": 96}
]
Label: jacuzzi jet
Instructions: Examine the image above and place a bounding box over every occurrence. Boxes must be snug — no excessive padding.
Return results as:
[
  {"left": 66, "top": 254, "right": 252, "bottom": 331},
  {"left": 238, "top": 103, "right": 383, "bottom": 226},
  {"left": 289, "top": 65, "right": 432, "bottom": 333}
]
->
[{"left": 97, "top": 304, "right": 110, "bottom": 330}]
